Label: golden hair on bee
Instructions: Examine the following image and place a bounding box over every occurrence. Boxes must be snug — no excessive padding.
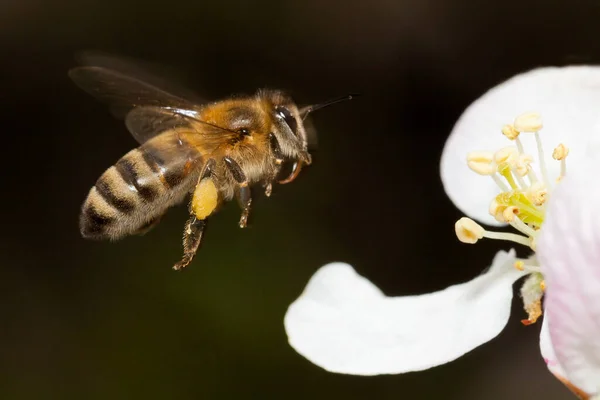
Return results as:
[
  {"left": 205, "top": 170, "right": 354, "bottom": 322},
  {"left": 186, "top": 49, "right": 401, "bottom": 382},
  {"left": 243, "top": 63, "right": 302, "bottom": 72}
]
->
[{"left": 70, "top": 55, "right": 354, "bottom": 270}]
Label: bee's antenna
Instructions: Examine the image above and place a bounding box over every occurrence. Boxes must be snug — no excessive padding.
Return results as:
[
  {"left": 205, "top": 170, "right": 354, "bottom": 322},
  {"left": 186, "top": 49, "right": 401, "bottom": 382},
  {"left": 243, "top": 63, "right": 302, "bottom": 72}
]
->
[{"left": 300, "top": 93, "right": 359, "bottom": 120}]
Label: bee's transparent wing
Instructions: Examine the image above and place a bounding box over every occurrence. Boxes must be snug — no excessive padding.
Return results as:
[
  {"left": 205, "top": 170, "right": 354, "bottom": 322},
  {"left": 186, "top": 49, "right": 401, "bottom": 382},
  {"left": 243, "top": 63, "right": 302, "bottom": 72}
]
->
[
  {"left": 126, "top": 106, "right": 239, "bottom": 145},
  {"left": 125, "top": 106, "right": 202, "bottom": 144},
  {"left": 69, "top": 66, "right": 198, "bottom": 116}
]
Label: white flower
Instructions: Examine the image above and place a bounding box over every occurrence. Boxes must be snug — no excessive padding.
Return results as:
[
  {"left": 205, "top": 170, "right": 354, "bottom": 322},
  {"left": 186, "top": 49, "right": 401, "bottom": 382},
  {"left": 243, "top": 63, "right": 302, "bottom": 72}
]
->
[
  {"left": 284, "top": 66, "right": 600, "bottom": 397},
  {"left": 538, "top": 157, "right": 600, "bottom": 399}
]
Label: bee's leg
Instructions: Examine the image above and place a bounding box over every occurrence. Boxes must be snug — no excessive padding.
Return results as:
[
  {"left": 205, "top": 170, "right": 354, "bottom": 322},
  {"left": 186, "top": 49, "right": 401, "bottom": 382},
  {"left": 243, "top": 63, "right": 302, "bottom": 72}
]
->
[
  {"left": 173, "top": 159, "right": 218, "bottom": 271},
  {"left": 265, "top": 133, "right": 285, "bottom": 196},
  {"left": 236, "top": 185, "right": 252, "bottom": 228},
  {"left": 173, "top": 216, "right": 207, "bottom": 271},
  {"left": 264, "top": 182, "right": 273, "bottom": 197},
  {"left": 223, "top": 156, "right": 252, "bottom": 228}
]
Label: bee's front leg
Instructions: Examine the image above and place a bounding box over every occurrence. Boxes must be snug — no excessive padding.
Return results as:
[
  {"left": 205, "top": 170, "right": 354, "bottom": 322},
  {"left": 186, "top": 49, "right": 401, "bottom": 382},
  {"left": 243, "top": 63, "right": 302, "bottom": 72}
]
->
[
  {"left": 224, "top": 156, "right": 252, "bottom": 228},
  {"left": 265, "top": 133, "right": 285, "bottom": 197}
]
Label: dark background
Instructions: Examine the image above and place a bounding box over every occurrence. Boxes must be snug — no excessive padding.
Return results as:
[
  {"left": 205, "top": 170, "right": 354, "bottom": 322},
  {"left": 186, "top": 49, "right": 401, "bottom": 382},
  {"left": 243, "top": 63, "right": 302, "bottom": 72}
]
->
[{"left": 2, "top": 0, "right": 597, "bottom": 398}]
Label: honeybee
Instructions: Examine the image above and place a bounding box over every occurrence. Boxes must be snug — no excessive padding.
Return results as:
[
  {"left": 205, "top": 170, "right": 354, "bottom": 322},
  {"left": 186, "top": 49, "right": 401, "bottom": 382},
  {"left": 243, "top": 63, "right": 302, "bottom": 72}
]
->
[{"left": 70, "top": 59, "right": 353, "bottom": 270}]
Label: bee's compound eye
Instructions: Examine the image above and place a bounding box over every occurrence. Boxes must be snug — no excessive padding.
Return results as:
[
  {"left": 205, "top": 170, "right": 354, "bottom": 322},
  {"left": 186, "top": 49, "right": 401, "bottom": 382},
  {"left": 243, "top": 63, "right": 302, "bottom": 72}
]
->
[
  {"left": 275, "top": 106, "right": 298, "bottom": 136},
  {"left": 238, "top": 128, "right": 250, "bottom": 136}
]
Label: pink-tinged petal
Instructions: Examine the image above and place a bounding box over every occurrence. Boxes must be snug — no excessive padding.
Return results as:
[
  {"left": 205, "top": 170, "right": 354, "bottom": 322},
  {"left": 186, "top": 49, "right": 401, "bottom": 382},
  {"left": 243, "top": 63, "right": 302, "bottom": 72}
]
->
[
  {"left": 537, "top": 159, "right": 600, "bottom": 397},
  {"left": 441, "top": 66, "right": 600, "bottom": 226},
  {"left": 284, "top": 250, "right": 525, "bottom": 375}
]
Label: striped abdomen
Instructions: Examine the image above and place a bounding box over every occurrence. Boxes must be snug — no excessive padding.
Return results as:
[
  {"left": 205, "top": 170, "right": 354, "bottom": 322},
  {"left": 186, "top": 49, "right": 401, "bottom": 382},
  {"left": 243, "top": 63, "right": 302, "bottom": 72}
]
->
[{"left": 80, "top": 131, "right": 202, "bottom": 239}]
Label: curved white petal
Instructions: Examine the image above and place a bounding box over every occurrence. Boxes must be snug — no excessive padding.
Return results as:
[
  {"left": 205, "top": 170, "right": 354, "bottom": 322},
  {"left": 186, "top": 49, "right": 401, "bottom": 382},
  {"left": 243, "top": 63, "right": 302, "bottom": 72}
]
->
[
  {"left": 285, "top": 250, "right": 525, "bottom": 375},
  {"left": 441, "top": 66, "right": 600, "bottom": 225},
  {"left": 538, "top": 158, "right": 600, "bottom": 396},
  {"left": 539, "top": 315, "right": 568, "bottom": 379}
]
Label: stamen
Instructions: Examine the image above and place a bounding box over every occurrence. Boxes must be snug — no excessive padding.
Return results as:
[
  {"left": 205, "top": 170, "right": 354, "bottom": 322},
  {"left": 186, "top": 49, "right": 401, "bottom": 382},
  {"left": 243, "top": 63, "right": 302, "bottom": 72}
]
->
[
  {"left": 501, "top": 124, "right": 520, "bottom": 140},
  {"left": 535, "top": 132, "right": 550, "bottom": 187},
  {"left": 503, "top": 207, "right": 538, "bottom": 237},
  {"left": 467, "top": 151, "right": 496, "bottom": 175},
  {"left": 495, "top": 148, "right": 522, "bottom": 188},
  {"left": 455, "top": 217, "right": 533, "bottom": 247},
  {"left": 514, "top": 112, "right": 543, "bottom": 133},
  {"left": 481, "top": 230, "right": 532, "bottom": 247},
  {"left": 515, "top": 154, "right": 533, "bottom": 177},
  {"left": 491, "top": 174, "right": 510, "bottom": 192},
  {"left": 515, "top": 136, "right": 525, "bottom": 155},
  {"left": 513, "top": 171, "right": 528, "bottom": 190},
  {"left": 494, "top": 147, "right": 519, "bottom": 166},
  {"left": 496, "top": 191, "right": 545, "bottom": 226},
  {"left": 455, "top": 217, "right": 484, "bottom": 244},
  {"left": 527, "top": 183, "right": 548, "bottom": 206},
  {"left": 489, "top": 199, "right": 507, "bottom": 223},
  {"left": 553, "top": 143, "right": 569, "bottom": 181},
  {"left": 525, "top": 163, "right": 539, "bottom": 186},
  {"left": 497, "top": 163, "right": 519, "bottom": 190},
  {"left": 513, "top": 261, "right": 541, "bottom": 273}
]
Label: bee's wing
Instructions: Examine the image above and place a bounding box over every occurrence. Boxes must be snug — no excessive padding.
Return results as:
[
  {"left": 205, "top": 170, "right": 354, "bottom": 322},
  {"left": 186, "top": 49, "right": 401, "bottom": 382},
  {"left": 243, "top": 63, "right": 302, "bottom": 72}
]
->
[
  {"left": 125, "top": 106, "right": 240, "bottom": 145},
  {"left": 125, "top": 106, "right": 201, "bottom": 144},
  {"left": 68, "top": 66, "right": 199, "bottom": 118}
]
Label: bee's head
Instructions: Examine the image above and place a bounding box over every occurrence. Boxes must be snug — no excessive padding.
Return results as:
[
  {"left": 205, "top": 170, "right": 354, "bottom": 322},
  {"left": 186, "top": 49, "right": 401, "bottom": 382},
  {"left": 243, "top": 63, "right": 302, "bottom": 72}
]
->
[{"left": 258, "top": 90, "right": 357, "bottom": 184}]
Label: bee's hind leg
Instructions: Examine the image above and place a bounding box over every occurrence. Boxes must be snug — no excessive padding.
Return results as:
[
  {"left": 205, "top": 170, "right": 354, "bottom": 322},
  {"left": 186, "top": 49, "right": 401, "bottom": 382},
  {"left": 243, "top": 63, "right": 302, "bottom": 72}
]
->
[
  {"left": 173, "top": 159, "right": 218, "bottom": 271},
  {"left": 173, "top": 217, "right": 207, "bottom": 271},
  {"left": 224, "top": 156, "right": 252, "bottom": 228}
]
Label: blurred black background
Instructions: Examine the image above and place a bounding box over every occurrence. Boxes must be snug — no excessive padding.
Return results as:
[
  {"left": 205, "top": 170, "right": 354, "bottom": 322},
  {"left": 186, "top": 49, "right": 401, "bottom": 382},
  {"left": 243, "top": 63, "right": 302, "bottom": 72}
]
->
[{"left": 2, "top": 0, "right": 598, "bottom": 398}]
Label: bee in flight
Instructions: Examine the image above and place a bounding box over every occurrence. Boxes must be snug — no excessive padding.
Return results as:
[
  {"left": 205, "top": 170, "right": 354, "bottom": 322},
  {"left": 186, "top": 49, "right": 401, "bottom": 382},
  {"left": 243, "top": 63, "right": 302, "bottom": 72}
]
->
[{"left": 70, "top": 59, "right": 353, "bottom": 270}]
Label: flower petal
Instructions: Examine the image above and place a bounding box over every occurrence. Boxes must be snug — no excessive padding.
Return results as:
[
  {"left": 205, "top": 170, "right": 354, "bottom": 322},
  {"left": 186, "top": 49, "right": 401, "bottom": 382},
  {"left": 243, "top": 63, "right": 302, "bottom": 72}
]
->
[
  {"left": 441, "top": 66, "right": 600, "bottom": 226},
  {"left": 539, "top": 314, "right": 568, "bottom": 380},
  {"left": 538, "top": 158, "right": 600, "bottom": 396},
  {"left": 284, "top": 250, "right": 525, "bottom": 375}
]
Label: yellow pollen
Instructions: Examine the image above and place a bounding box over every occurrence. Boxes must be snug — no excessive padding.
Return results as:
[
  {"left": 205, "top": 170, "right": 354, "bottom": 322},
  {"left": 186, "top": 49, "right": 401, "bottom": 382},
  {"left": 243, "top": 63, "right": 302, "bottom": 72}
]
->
[
  {"left": 496, "top": 191, "right": 544, "bottom": 227},
  {"left": 502, "top": 206, "right": 519, "bottom": 222},
  {"left": 522, "top": 299, "right": 542, "bottom": 325},
  {"left": 501, "top": 124, "right": 520, "bottom": 140},
  {"left": 466, "top": 151, "right": 496, "bottom": 175},
  {"left": 489, "top": 199, "right": 507, "bottom": 223},
  {"left": 552, "top": 143, "right": 569, "bottom": 160},
  {"left": 514, "top": 112, "right": 543, "bottom": 133},
  {"left": 494, "top": 147, "right": 519, "bottom": 167},
  {"left": 527, "top": 183, "right": 548, "bottom": 206},
  {"left": 514, "top": 261, "right": 525, "bottom": 271},
  {"left": 455, "top": 217, "right": 484, "bottom": 244},
  {"left": 515, "top": 154, "right": 533, "bottom": 177},
  {"left": 540, "top": 280, "right": 546, "bottom": 291}
]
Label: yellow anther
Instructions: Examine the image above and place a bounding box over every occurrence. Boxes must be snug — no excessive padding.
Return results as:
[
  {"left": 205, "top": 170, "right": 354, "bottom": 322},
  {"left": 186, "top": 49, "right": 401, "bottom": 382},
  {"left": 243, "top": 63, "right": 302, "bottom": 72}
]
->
[
  {"left": 466, "top": 151, "right": 496, "bottom": 175},
  {"left": 502, "top": 206, "right": 520, "bottom": 222},
  {"left": 552, "top": 143, "right": 569, "bottom": 160},
  {"left": 489, "top": 199, "right": 507, "bottom": 223},
  {"left": 494, "top": 147, "right": 519, "bottom": 167},
  {"left": 514, "top": 112, "right": 543, "bottom": 133},
  {"left": 455, "top": 217, "right": 484, "bottom": 244},
  {"left": 501, "top": 124, "right": 520, "bottom": 140},
  {"left": 514, "top": 261, "right": 525, "bottom": 271},
  {"left": 527, "top": 182, "right": 548, "bottom": 206},
  {"left": 515, "top": 154, "right": 533, "bottom": 177},
  {"left": 540, "top": 280, "right": 546, "bottom": 291}
]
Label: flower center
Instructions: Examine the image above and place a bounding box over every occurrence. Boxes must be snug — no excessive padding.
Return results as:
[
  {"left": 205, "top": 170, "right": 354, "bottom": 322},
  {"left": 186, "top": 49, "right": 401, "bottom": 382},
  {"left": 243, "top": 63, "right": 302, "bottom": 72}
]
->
[{"left": 454, "top": 112, "right": 569, "bottom": 324}]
